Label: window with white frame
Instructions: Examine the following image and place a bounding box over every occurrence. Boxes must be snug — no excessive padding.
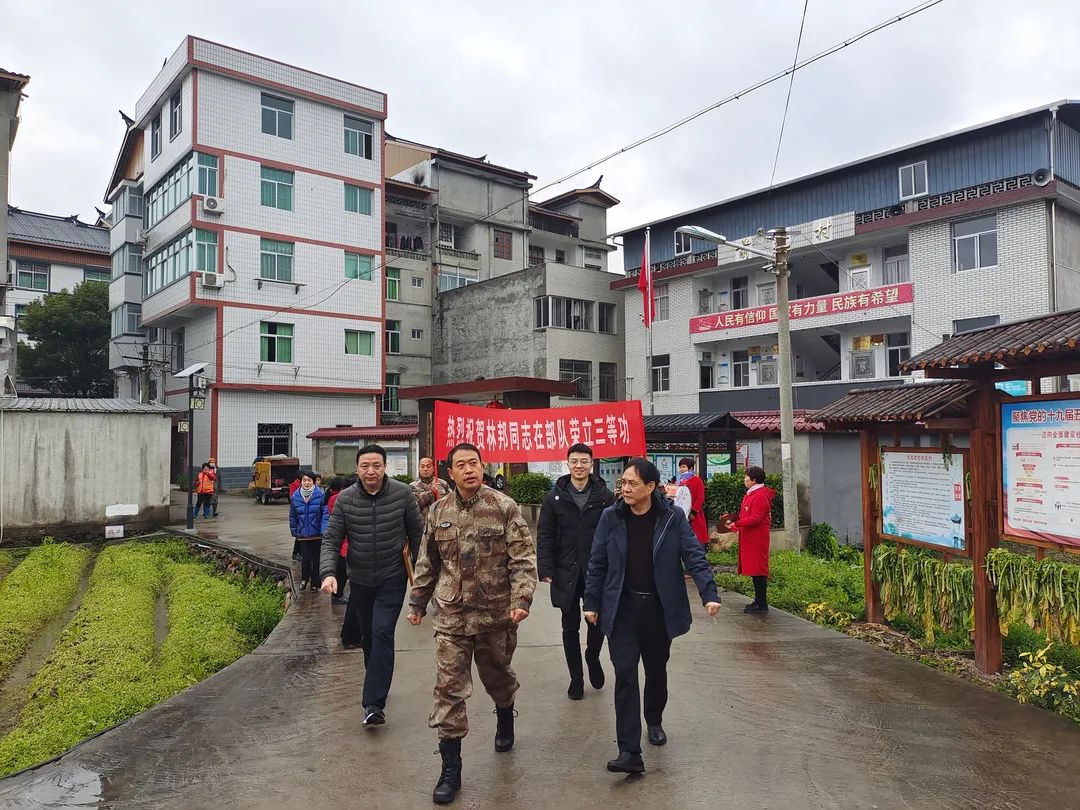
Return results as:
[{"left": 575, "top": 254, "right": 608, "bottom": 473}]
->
[
  {"left": 197, "top": 154, "right": 218, "bottom": 196},
  {"left": 675, "top": 230, "right": 693, "bottom": 255},
  {"left": 345, "top": 252, "right": 372, "bottom": 281},
  {"left": 559, "top": 359, "right": 592, "bottom": 400},
  {"left": 653, "top": 283, "right": 670, "bottom": 321},
  {"left": 599, "top": 362, "right": 618, "bottom": 401},
  {"left": 732, "top": 350, "right": 750, "bottom": 388},
  {"left": 953, "top": 214, "right": 998, "bottom": 272},
  {"left": 150, "top": 114, "right": 161, "bottom": 159},
  {"left": 583, "top": 247, "right": 604, "bottom": 269},
  {"left": 651, "top": 354, "right": 670, "bottom": 392},
  {"left": 899, "top": 160, "right": 928, "bottom": 200},
  {"left": 598, "top": 302, "right": 617, "bottom": 334},
  {"left": 411, "top": 276, "right": 424, "bottom": 288},
  {"left": 260, "top": 322, "right": 293, "bottom": 363},
  {"left": 13, "top": 304, "right": 26, "bottom": 330},
  {"left": 385, "top": 319, "right": 401, "bottom": 354},
  {"left": 257, "top": 423, "right": 292, "bottom": 456},
  {"left": 731, "top": 276, "right": 748, "bottom": 310},
  {"left": 112, "top": 186, "right": 144, "bottom": 221},
  {"left": 195, "top": 229, "right": 217, "bottom": 274},
  {"left": 848, "top": 266, "right": 871, "bottom": 291},
  {"left": 438, "top": 222, "right": 456, "bottom": 248},
  {"left": 953, "top": 315, "right": 1000, "bottom": 334},
  {"left": 411, "top": 328, "right": 424, "bottom": 340},
  {"left": 345, "top": 184, "right": 372, "bottom": 215},
  {"left": 261, "top": 167, "right": 294, "bottom": 211},
  {"left": 145, "top": 230, "right": 201, "bottom": 296},
  {"left": 535, "top": 296, "right": 594, "bottom": 330},
  {"left": 345, "top": 329, "right": 374, "bottom": 356},
  {"left": 883, "top": 245, "right": 909, "bottom": 285},
  {"left": 261, "top": 93, "right": 293, "bottom": 139},
  {"left": 886, "top": 332, "right": 910, "bottom": 377},
  {"left": 110, "top": 303, "right": 143, "bottom": 338},
  {"left": 169, "top": 90, "right": 182, "bottom": 140},
  {"left": 84, "top": 268, "right": 109, "bottom": 283},
  {"left": 438, "top": 267, "right": 478, "bottom": 292},
  {"left": 344, "top": 114, "right": 373, "bottom": 158},
  {"left": 386, "top": 268, "right": 400, "bottom": 301},
  {"left": 16, "top": 261, "right": 49, "bottom": 290},
  {"left": 146, "top": 153, "right": 196, "bottom": 227},
  {"left": 757, "top": 282, "right": 777, "bottom": 305},
  {"left": 260, "top": 239, "right": 294, "bottom": 282},
  {"left": 112, "top": 247, "right": 143, "bottom": 280},
  {"left": 383, "top": 372, "right": 400, "bottom": 413}
]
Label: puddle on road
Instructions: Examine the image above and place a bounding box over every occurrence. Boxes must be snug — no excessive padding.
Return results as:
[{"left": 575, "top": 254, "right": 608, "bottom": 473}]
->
[
  {"left": 0, "top": 550, "right": 97, "bottom": 737},
  {"left": 0, "top": 763, "right": 103, "bottom": 809}
]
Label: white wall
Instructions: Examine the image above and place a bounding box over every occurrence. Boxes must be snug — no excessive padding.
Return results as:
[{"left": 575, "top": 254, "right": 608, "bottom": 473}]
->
[{"left": 142, "top": 73, "right": 195, "bottom": 191}]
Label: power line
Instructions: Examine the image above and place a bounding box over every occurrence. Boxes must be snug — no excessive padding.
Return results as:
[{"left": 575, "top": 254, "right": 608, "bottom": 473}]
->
[{"left": 768, "top": 0, "right": 810, "bottom": 193}]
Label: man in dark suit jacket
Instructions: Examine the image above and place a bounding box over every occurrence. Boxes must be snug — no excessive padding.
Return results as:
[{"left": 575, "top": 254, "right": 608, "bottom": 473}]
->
[{"left": 585, "top": 457, "right": 721, "bottom": 774}]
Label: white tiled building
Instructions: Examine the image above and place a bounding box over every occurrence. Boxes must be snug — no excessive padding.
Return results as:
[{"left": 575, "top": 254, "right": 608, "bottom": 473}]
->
[{"left": 106, "top": 37, "right": 386, "bottom": 485}]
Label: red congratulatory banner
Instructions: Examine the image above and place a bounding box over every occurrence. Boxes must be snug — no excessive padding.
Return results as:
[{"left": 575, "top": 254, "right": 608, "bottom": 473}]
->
[
  {"left": 434, "top": 400, "right": 646, "bottom": 463},
  {"left": 690, "top": 282, "right": 914, "bottom": 334}
]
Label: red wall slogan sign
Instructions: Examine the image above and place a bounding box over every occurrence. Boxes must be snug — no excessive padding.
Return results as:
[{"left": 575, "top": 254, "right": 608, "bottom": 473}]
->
[
  {"left": 689, "top": 282, "right": 914, "bottom": 334},
  {"left": 434, "top": 400, "right": 647, "bottom": 462}
]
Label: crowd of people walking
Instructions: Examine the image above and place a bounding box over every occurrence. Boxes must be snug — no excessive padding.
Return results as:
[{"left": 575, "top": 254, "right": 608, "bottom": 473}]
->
[{"left": 269, "top": 443, "right": 774, "bottom": 805}]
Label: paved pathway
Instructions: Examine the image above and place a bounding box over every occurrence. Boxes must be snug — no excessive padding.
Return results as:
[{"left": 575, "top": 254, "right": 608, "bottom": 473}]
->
[{"left": 2, "top": 495, "right": 1080, "bottom": 808}]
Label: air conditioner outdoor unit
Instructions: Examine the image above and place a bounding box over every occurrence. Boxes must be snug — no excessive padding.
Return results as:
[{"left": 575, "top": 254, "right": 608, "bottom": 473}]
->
[
  {"left": 201, "top": 272, "right": 224, "bottom": 289},
  {"left": 201, "top": 196, "right": 225, "bottom": 215}
]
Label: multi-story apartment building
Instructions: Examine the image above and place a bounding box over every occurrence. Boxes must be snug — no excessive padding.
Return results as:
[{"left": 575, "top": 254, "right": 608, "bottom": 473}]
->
[
  {"left": 379, "top": 138, "right": 624, "bottom": 415},
  {"left": 105, "top": 37, "right": 387, "bottom": 485},
  {"left": 613, "top": 101, "right": 1080, "bottom": 414},
  {"left": 0, "top": 68, "right": 31, "bottom": 394}
]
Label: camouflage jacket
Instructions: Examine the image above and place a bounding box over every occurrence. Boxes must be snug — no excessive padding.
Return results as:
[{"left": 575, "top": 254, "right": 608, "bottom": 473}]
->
[
  {"left": 409, "top": 485, "right": 537, "bottom": 635},
  {"left": 410, "top": 476, "right": 450, "bottom": 518}
]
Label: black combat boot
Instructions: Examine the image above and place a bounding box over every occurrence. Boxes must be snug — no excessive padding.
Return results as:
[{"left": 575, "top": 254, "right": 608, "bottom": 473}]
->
[
  {"left": 494, "top": 704, "right": 516, "bottom": 752},
  {"left": 433, "top": 738, "right": 462, "bottom": 804}
]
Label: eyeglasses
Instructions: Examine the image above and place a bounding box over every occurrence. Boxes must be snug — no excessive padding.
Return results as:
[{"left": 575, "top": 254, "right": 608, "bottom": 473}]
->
[{"left": 568, "top": 460, "right": 592, "bottom": 467}]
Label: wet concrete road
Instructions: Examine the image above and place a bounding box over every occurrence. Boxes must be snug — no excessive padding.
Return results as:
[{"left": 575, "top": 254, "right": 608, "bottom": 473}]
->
[{"left": 3, "top": 495, "right": 1080, "bottom": 809}]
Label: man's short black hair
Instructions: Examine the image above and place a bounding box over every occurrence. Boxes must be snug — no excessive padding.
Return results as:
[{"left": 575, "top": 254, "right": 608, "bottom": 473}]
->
[
  {"left": 356, "top": 444, "right": 387, "bottom": 463},
  {"left": 746, "top": 466, "right": 766, "bottom": 485},
  {"left": 299, "top": 469, "right": 316, "bottom": 483},
  {"left": 678, "top": 457, "right": 695, "bottom": 469},
  {"left": 448, "top": 442, "right": 482, "bottom": 465},
  {"left": 567, "top": 443, "right": 593, "bottom": 459},
  {"left": 623, "top": 456, "right": 661, "bottom": 487}
]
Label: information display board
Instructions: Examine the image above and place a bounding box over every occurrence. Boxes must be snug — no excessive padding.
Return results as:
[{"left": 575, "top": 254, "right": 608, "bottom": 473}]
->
[
  {"left": 1002, "top": 399, "right": 1080, "bottom": 549},
  {"left": 880, "top": 448, "right": 968, "bottom": 551}
]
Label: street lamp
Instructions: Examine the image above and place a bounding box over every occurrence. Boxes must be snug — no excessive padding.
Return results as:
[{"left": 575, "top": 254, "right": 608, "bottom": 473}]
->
[
  {"left": 676, "top": 224, "right": 800, "bottom": 551},
  {"left": 175, "top": 362, "right": 208, "bottom": 530}
]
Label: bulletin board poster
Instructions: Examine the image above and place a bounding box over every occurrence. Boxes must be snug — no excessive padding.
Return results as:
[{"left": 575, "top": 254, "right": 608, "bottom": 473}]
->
[
  {"left": 880, "top": 448, "right": 967, "bottom": 551},
  {"left": 1002, "top": 400, "right": 1080, "bottom": 549},
  {"left": 648, "top": 454, "right": 677, "bottom": 483}
]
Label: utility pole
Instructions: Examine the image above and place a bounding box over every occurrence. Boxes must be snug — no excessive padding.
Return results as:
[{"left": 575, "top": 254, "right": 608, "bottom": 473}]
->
[{"left": 771, "top": 227, "right": 800, "bottom": 551}]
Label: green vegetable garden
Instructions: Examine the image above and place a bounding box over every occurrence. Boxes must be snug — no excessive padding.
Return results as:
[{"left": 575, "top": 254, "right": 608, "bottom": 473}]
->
[{"left": 0, "top": 539, "right": 285, "bottom": 777}]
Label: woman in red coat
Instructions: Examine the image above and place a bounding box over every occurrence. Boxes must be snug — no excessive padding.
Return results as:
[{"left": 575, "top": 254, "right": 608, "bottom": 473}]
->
[
  {"left": 724, "top": 466, "right": 775, "bottom": 613},
  {"left": 677, "top": 458, "right": 709, "bottom": 545}
]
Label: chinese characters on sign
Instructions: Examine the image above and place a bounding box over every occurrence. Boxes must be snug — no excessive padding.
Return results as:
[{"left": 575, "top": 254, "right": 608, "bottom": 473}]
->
[
  {"left": 689, "top": 282, "right": 915, "bottom": 334},
  {"left": 1002, "top": 400, "right": 1080, "bottom": 549},
  {"left": 434, "top": 400, "right": 647, "bottom": 462},
  {"left": 880, "top": 449, "right": 967, "bottom": 551}
]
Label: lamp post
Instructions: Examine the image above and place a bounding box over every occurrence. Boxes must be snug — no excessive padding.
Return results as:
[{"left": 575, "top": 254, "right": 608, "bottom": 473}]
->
[
  {"left": 676, "top": 225, "right": 800, "bottom": 551},
  {"left": 174, "top": 362, "right": 208, "bottom": 530}
]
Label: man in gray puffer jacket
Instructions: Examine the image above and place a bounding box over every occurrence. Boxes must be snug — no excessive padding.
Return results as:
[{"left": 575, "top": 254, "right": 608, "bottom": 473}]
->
[{"left": 320, "top": 444, "right": 424, "bottom": 727}]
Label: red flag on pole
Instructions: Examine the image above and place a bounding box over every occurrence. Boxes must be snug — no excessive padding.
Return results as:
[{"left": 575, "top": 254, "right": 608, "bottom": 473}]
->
[{"left": 637, "top": 230, "right": 653, "bottom": 327}]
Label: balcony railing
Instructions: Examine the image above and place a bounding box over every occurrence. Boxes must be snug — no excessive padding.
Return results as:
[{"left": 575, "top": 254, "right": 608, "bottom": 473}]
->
[
  {"left": 689, "top": 282, "right": 914, "bottom": 335},
  {"left": 438, "top": 246, "right": 480, "bottom": 262},
  {"left": 529, "top": 213, "right": 579, "bottom": 238},
  {"left": 387, "top": 247, "right": 430, "bottom": 261}
]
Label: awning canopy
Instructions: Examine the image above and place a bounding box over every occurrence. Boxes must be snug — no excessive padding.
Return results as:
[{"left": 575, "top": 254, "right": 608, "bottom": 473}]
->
[
  {"left": 643, "top": 412, "right": 744, "bottom": 433},
  {"left": 307, "top": 425, "right": 419, "bottom": 440},
  {"left": 731, "top": 409, "right": 827, "bottom": 433},
  {"left": 813, "top": 380, "right": 978, "bottom": 426}
]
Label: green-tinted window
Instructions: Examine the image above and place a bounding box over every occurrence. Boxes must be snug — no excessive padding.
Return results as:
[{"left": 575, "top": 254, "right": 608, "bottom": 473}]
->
[
  {"left": 260, "top": 321, "right": 293, "bottom": 363},
  {"left": 345, "top": 329, "right": 374, "bottom": 356},
  {"left": 197, "top": 153, "right": 219, "bottom": 196},
  {"left": 195, "top": 229, "right": 218, "bottom": 273},
  {"left": 260, "top": 238, "right": 294, "bottom": 282},
  {"left": 261, "top": 166, "right": 294, "bottom": 211},
  {"left": 344, "top": 184, "right": 372, "bottom": 215},
  {"left": 344, "top": 115, "right": 373, "bottom": 158},
  {"left": 386, "top": 267, "right": 400, "bottom": 301},
  {"left": 345, "top": 252, "right": 372, "bottom": 280}
]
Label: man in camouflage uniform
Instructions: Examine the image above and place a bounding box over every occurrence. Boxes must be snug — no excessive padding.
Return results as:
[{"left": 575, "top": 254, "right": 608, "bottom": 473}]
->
[
  {"left": 410, "top": 456, "right": 450, "bottom": 520},
  {"left": 407, "top": 442, "right": 537, "bottom": 805}
]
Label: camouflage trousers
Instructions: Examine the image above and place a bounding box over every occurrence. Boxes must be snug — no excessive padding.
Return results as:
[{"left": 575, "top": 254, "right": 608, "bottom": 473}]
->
[{"left": 429, "top": 627, "right": 519, "bottom": 740}]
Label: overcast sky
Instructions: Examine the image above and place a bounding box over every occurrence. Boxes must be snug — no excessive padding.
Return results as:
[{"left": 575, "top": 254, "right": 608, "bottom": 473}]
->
[{"left": 4, "top": 0, "right": 1079, "bottom": 270}]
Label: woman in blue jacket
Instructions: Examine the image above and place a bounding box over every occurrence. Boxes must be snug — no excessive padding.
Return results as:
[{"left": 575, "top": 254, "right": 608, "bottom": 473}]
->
[
  {"left": 290, "top": 470, "right": 329, "bottom": 591},
  {"left": 585, "top": 457, "right": 721, "bottom": 775}
]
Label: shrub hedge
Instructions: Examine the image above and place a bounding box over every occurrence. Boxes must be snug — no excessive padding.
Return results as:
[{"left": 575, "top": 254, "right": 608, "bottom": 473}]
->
[
  {"left": 705, "top": 472, "right": 784, "bottom": 528},
  {"left": 508, "top": 472, "right": 552, "bottom": 504}
]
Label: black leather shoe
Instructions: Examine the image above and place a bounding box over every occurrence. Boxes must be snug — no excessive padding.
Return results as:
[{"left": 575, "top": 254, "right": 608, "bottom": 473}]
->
[
  {"left": 363, "top": 706, "right": 385, "bottom": 727},
  {"left": 433, "top": 738, "right": 462, "bottom": 804},
  {"left": 744, "top": 603, "right": 769, "bottom": 614},
  {"left": 494, "top": 705, "right": 515, "bottom": 752},
  {"left": 567, "top": 677, "right": 584, "bottom": 700},
  {"left": 585, "top": 654, "right": 606, "bottom": 690},
  {"left": 647, "top": 725, "right": 667, "bottom": 746},
  {"left": 606, "top": 751, "right": 645, "bottom": 773}
]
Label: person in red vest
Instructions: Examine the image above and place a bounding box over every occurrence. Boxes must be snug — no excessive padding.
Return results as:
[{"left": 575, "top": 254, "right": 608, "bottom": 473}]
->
[
  {"left": 723, "top": 466, "right": 776, "bottom": 613},
  {"left": 676, "top": 458, "right": 708, "bottom": 546}
]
